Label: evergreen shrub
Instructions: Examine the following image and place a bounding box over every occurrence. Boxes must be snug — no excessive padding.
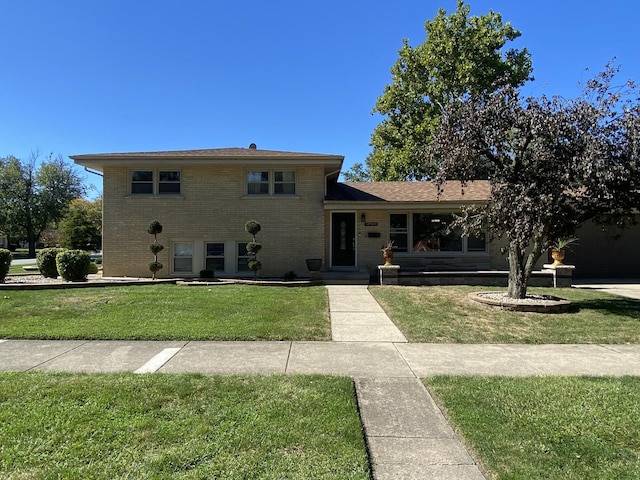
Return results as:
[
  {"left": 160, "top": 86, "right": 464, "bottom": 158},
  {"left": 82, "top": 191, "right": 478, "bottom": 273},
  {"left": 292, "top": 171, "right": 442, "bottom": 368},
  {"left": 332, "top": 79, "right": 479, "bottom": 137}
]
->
[
  {"left": 37, "top": 247, "right": 66, "bottom": 278},
  {"left": 56, "top": 250, "right": 91, "bottom": 282},
  {"left": 0, "top": 248, "right": 11, "bottom": 283}
]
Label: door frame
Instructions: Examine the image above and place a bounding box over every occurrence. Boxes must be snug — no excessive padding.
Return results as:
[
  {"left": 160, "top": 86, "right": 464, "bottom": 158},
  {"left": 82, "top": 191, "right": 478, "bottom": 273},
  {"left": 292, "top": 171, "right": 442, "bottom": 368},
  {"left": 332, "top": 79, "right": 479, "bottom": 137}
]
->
[{"left": 330, "top": 211, "right": 357, "bottom": 269}]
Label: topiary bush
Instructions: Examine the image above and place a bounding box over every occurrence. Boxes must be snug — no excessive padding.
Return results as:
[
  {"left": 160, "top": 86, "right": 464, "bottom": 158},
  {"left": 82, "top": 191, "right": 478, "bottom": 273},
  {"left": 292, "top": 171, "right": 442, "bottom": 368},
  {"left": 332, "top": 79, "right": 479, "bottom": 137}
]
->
[
  {"left": 37, "top": 247, "right": 66, "bottom": 278},
  {"left": 245, "top": 220, "right": 263, "bottom": 279},
  {"left": 56, "top": 250, "right": 91, "bottom": 282},
  {"left": 148, "top": 219, "right": 164, "bottom": 279},
  {"left": 87, "top": 262, "right": 99, "bottom": 275},
  {"left": 0, "top": 248, "right": 11, "bottom": 283}
]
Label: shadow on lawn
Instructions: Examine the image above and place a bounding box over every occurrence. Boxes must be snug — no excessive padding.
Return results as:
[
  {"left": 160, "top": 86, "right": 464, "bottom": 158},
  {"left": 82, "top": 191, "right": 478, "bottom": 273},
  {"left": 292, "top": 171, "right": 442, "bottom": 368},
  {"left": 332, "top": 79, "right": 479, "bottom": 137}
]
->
[{"left": 570, "top": 297, "right": 640, "bottom": 318}]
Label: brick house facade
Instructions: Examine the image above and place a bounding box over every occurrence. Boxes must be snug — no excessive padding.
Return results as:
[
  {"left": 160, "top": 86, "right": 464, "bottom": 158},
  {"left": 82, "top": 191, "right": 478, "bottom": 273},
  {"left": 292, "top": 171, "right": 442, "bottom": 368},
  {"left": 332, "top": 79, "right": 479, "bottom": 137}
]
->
[{"left": 71, "top": 145, "right": 639, "bottom": 279}]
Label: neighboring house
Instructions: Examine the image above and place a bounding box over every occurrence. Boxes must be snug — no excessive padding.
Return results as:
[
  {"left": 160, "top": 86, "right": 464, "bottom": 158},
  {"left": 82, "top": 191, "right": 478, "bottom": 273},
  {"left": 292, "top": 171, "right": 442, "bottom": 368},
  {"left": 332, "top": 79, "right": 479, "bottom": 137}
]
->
[{"left": 71, "top": 145, "right": 639, "bottom": 279}]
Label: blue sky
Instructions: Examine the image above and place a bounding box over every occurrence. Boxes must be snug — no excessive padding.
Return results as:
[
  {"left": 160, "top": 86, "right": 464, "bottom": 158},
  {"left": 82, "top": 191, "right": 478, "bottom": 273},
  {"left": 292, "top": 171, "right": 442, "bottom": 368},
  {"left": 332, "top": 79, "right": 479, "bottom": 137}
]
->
[{"left": 1, "top": 1, "right": 638, "bottom": 197}]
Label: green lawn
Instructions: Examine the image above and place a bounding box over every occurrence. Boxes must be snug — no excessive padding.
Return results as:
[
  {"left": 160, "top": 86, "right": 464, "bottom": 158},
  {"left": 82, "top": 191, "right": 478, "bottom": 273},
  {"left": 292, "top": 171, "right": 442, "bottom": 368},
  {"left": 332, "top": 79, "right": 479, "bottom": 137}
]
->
[
  {"left": 428, "top": 376, "right": 640, "bottom": 479},
  {"left": 369, "top": 285, "right": 640, "bottom": 343},
  {"left": 7, "top": 262, "right": 37, "bottom": 275},
  {"left": 0, "top": 284, "right": 330, "bottom": 340},
  {"left": 0, "top": 372, "right": 370, "bottom": 479}
]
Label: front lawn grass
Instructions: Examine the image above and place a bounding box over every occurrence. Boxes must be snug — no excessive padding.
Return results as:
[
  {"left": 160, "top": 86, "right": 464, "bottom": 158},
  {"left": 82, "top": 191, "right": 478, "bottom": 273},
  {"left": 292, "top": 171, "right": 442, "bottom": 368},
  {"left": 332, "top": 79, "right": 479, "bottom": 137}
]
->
[
  {"left": 427, "top": 376, "right": 640, "bottom": 479},
  {"left": 369, "top": 285, "right": 640, "bottom": 343},
  {"left": 0, "top": 372, "right": 370, "bottom": 479},
  {"left": 7, "top": 262, "right": 36, "bottom": 275},
  {"left": 0, "top": 284, "right": 330, "bottom": 340}
]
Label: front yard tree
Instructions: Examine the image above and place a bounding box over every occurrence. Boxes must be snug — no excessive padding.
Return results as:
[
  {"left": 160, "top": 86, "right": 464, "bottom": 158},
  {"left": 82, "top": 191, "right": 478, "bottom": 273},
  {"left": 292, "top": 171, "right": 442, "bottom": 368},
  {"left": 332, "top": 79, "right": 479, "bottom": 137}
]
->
[
  {"left": 59, "top": 197, "right": 102, "bottom": 251},
  {"left": 0, "top": 153, "right": 85, "bottom": 256},
  {"left": 431, "top": 63, "right": 640, "bottom": 299},
  {"left": 347, "top": 0, "right": 532, "bottom": 182}
]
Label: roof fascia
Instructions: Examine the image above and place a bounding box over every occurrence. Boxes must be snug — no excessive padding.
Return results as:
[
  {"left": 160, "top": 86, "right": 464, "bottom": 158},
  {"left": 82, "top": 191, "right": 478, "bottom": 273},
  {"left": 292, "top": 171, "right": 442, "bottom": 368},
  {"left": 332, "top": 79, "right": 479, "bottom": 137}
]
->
[{"left": 71, "top": 157, "right": 344, "bottom": 171}]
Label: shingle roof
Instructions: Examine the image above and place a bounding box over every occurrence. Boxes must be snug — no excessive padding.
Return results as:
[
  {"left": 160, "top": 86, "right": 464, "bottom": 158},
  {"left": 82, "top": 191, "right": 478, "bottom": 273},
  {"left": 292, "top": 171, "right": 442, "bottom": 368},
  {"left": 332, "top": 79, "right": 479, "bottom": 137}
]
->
[
  {"left": 70, "top": 147, "right": 343, "bottom": 160},
  {"left": 327, "top": 180, "right": 491, "bottom": 203},
  {"left": 70, "top": 146, "right": 345, "bottom": 171}
]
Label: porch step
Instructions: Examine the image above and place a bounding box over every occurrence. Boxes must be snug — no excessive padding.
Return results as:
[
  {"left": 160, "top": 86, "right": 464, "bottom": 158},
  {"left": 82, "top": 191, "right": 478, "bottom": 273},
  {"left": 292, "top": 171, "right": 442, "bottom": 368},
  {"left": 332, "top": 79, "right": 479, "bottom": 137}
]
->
[{"left": 320, "top": 271, "right": 371, "bottom": 285}]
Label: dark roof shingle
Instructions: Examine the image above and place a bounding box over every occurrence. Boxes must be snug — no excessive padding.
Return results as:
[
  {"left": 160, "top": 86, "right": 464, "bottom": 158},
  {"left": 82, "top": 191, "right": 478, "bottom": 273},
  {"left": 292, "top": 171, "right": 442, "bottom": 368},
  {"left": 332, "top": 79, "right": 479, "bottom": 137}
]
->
[{"left": 327, "top": 181, "right": 491, "bottom": 202}]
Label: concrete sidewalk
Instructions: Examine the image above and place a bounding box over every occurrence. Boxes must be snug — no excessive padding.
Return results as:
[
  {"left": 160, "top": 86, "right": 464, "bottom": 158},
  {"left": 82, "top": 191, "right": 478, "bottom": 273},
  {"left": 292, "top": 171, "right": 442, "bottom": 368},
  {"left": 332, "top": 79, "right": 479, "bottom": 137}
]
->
[
  {"left": 1, "top": 283, "right": 640, "bottom": 479},
  {"left": 2, "top": 339, "right": 640, "bottom": 479}
]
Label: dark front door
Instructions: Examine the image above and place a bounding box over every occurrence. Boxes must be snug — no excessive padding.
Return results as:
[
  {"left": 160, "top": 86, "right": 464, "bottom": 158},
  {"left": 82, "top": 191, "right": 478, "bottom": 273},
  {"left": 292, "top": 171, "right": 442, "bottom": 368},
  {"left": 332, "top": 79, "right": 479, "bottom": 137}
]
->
[{"left": 331, "top": 212, "right": 356, "bottom": 267}]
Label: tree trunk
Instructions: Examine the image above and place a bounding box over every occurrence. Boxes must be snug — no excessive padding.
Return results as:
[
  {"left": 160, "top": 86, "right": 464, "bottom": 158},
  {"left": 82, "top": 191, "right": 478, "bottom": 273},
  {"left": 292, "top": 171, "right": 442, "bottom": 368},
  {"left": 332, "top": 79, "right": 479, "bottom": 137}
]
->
[
  {"left": 27, "top": 238, "right": 37, "bottom": 258},
  {"left": 507, "top": 241, "right": 528, "bottom": 299}
]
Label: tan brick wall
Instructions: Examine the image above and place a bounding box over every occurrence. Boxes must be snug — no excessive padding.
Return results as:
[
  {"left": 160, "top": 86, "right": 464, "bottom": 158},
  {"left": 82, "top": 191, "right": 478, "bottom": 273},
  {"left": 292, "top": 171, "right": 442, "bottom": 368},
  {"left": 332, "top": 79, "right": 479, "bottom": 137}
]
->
[{"left": 102, "top": 165, "right": 326, "bottom": 278}]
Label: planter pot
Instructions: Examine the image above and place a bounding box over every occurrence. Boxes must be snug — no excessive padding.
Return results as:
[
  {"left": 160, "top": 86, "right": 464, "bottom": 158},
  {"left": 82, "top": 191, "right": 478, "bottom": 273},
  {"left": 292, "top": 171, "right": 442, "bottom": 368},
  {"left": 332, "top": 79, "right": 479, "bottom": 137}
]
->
[
  {"left": 551, "top": 249, "right": 565, "bottom": 266},
  {"left": 305, "top": 258, "right": 322, "bottom": 272},
  {"left": 382, "top": 251, "right": 393, "bottom": 266}
]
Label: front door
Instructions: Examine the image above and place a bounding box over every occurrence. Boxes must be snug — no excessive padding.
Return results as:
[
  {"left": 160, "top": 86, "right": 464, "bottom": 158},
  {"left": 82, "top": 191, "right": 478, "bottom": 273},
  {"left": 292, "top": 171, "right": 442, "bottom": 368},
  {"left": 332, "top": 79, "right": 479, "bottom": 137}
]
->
[{"left": 331, "top": 212, "right": 356, "bottom": 267}]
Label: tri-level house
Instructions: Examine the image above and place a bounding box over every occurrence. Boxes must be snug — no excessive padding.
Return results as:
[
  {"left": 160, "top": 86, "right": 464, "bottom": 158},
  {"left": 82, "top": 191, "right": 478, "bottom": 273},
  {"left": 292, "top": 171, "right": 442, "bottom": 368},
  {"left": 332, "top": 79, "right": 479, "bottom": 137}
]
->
[{"left": 71, "top": 144, "right": 639, "bottom": 280}]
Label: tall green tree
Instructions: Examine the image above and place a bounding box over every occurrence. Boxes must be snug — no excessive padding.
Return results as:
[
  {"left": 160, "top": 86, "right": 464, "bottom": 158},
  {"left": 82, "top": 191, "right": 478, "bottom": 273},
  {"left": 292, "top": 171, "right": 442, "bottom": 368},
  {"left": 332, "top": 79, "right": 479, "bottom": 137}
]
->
[
  {"left": 0, "top": 153, "right": 85, "bottom": 256},
  {"left": 59, "top": 197, "right": 102, "bottom": 251},
  {"left": 348, "top": 0, "right": 533, "bottom": 181},
  {"left": 430, "top": 63, "right": 640, "bottom": 299}
]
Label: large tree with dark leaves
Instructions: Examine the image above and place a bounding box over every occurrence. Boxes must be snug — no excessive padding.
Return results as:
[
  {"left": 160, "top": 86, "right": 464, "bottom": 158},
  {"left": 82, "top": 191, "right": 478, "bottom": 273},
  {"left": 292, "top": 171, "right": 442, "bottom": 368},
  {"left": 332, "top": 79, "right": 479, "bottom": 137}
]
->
[
  {"left": 344, "top": 0, "right": 532, "bottom": 182},
  {"left": 431, "top": 63, "right": 640, "bottom": 298}
]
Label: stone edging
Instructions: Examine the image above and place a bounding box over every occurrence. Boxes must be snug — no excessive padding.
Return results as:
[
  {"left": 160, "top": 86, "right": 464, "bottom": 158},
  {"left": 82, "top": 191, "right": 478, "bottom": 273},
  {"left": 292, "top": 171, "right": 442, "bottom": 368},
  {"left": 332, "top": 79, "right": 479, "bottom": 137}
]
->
[{"left": 468, "top": 291, "right": 572, "bottom": 313}]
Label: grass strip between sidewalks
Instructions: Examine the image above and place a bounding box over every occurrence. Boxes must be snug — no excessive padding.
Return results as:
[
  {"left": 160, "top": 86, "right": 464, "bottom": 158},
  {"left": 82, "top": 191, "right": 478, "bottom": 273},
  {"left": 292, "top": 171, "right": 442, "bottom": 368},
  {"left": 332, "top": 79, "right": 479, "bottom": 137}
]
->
[
  {"left": 427, "top": 376, "right": 640, "bottom": 480},
  {"left": 369, "top": 285, "right": 640, "bottom": 344},
  {"left": 0, "top": 284, "right": 330, "bottom": 341},
  {"left": 0, "top": 372, "right": 370, "bottom": 479}
]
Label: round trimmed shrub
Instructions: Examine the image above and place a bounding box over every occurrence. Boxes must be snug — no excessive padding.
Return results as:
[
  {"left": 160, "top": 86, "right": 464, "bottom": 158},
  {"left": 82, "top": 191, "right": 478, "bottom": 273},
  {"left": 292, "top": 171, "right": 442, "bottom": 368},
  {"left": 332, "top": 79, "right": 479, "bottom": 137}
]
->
[
  {"left": 56, "top": 250, "right": 91, "bottom": 282},
  {"left": 37, "top": 247, "right": 66, "bottom": 278},
  {"left": 244, "top": 220, "right": 261, "bottom": 236},
  {"left": 147, "top": 220, "right": 163, "bottom": 235},
  {"left": 148, "top": 261, "right": 163, "bottom": 274},
  {"left": 0, "top": 248, "right": 12, "bottom": 283},
  {"left": 149, "top": 243, "right": 164, "bottom": 255},
  {"left": 87, "top": 262, "right": 99, "bottom": 274},
  {"left": 247, "top": 260, "right": 262, "bottom": 272},
  {"left": 246, "top": 241, "right": 262, "bottom": 254}
]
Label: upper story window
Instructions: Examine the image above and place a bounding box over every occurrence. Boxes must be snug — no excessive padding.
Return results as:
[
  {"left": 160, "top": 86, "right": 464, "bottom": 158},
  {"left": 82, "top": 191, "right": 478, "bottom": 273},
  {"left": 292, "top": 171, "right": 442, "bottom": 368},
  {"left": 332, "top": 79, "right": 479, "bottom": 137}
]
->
[
  {"left": 246, "top": 170, "right": 296, "bottom": 196},
  {"left": 247, "top": 171, "right": 269, "bottom": 194},
  {"left": 131, "top": 171, "right": 154, "bottom": 194},
  {"left": 131, "top": 170, "right": 181, "bottom": 195},
  {"left": 159, "top": 171, "right": 181, "bottom": 194}
]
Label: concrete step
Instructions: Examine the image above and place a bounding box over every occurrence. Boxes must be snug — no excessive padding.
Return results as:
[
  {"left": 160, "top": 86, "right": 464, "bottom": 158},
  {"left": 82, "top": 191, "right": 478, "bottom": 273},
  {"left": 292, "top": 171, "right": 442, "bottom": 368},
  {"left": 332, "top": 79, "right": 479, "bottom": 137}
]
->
[{"left": 321, "top": 271, "right": 371, "bottom": 285}]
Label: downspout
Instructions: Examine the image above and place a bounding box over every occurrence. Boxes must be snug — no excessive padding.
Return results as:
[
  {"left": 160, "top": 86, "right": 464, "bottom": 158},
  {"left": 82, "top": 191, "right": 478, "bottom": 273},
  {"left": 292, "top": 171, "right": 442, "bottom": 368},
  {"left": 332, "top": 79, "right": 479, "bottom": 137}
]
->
[{"left": 84, "top": 167, "right": 103, "bottom": 177}]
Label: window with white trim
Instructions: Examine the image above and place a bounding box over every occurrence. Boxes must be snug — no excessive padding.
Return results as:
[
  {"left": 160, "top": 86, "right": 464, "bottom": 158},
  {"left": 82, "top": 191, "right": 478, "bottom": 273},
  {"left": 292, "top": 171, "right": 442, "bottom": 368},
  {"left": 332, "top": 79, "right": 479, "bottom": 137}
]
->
[
  {"left": 390, "top": 213, "right": 487, "bottom": 254},
  {"left": 159, "top": 171, "right": 181, "bottom": 194},
  {"left": 247, "top": 171, "right": 269, "bottom": 194},
  {"left": 173, "top": 242, "right": 193, "bottom": 273},
  {"left": 205, "top": 242, "right": 225, "bottom": 271},
  {"left": 131, "top": 170, "right": 181, "bottom": 195},
  {"left": 246, "top": 170, "right": 296, "bottom": 195},
  {"left": 413, "top": 214, "right": 462, "bottom": 252},
  {"left": 389, "top": 214, "right": 408, "bottom": 252},
  {"left": 131, "top": 171, "right": 153, "bottom": 194}
]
